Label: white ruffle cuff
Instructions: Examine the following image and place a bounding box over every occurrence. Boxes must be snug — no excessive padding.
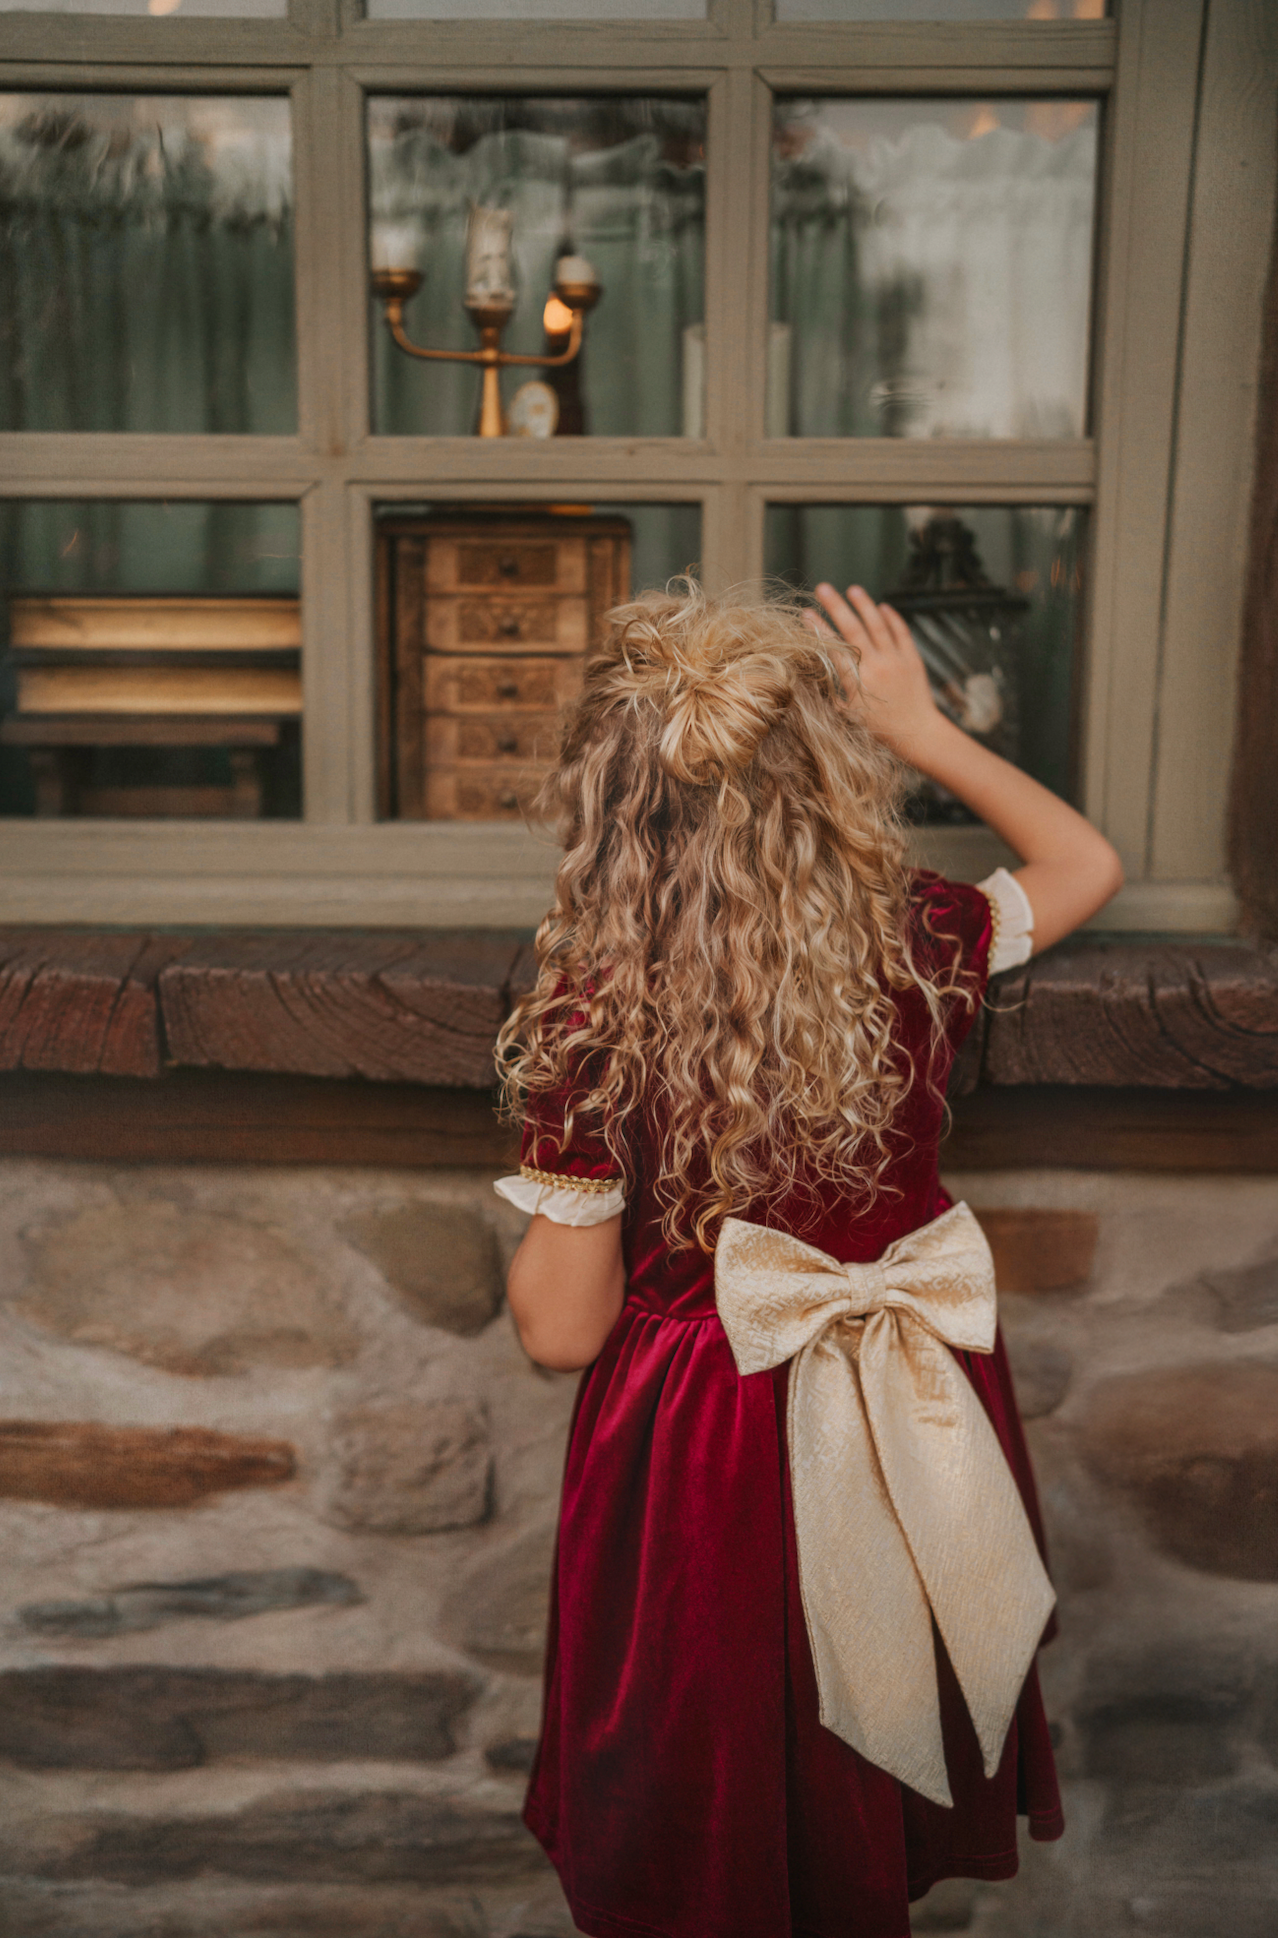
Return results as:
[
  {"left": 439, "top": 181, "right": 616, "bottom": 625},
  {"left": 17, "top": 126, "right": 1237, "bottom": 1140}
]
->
[
  {"left": 494, "top": 1166, "right": 625, "bottom": 1227},
  {"left": 976, "top": 866, "right": 1035, "bottom": 976}
]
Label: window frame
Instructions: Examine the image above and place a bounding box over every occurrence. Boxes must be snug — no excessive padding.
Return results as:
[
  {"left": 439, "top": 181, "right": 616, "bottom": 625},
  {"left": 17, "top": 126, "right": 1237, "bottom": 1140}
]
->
[{"left": 0, "top": 0, "right": 1263, "bottom": 934}]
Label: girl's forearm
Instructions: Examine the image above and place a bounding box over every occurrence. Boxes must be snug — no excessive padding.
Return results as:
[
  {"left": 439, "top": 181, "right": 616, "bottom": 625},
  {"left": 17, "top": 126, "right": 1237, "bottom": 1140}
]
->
[{"left": 905, "top": 714, "right": 1124, "bottom": 951}]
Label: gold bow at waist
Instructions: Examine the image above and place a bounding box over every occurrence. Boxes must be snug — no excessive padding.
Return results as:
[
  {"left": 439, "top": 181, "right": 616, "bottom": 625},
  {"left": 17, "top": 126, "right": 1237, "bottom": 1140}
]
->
[{"left": 714, "top": 1201, "right": 1055, "bottom": 1808}]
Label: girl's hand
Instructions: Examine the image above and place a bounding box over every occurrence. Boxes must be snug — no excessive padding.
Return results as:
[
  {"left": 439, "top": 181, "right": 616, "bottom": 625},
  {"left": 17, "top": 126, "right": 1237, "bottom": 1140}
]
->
[
  {"left": 806, "top": 582, "right": 942, "bottom": 766},
  {"left": 803, "top": 576, "right": 1124, "bottom": 954}
]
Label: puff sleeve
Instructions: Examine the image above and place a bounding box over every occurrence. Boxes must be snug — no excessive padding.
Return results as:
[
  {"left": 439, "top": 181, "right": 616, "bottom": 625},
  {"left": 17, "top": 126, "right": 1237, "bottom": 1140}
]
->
[
  {"left": 975, "top": 865, "right": 1035, "bottom": 976},
  {"left": 494, "top": 1063, "right": 626, "bottom": 1228}
]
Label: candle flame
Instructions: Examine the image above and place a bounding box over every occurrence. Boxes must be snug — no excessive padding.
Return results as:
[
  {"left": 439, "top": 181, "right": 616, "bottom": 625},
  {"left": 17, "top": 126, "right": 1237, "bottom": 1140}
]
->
[{"left": 543, "top": 295, "right": 575, "bottom": 336}]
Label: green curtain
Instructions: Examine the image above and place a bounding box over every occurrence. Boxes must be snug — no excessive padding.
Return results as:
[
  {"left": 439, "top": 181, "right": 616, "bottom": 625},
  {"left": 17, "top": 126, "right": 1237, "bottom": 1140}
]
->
[
  {"left": 771, "top": 104, "right": 1097, "bottom": 439},
  {"left": 0, "top": 94, "right": 296, "bottom": 438}
]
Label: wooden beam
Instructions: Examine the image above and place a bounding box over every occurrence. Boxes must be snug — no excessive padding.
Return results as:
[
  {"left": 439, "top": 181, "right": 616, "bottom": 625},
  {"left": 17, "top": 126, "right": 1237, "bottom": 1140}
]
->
[
  {"left": 0, "top": 1070, "right": 516, "bottom": 1168},
  {"left": 3, "top": 1069, "right": 1276, "bottom": 1176},
  {"left": 156, "top": 929, "right": 527, "bottom": 1086},
  {"left": 0, "top": 927, "right": 1275, "bottom": 1091},
  {"left": 1229, "top": 119, "right": 1278, "bottom": 938},
  {"left": 944, "top": 1085, "right": 1278, "bottom": 1174},
  {"left": 0, "top": 931, "right": 188, "bottom": 1080},
  {"left": 983, "top": 941, "right": 1278, "bottom": 1089}
]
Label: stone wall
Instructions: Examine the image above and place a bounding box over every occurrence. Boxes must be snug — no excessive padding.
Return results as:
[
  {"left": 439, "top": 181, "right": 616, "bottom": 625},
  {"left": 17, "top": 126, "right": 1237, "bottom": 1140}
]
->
[{"left": 0, "top": 1157, "right": 1274, "bottom": 1937}]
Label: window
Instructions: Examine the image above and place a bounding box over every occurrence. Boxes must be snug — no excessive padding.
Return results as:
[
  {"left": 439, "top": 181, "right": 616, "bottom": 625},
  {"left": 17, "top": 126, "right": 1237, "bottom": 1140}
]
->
[{"left": 0, "top": 0, "right": 1261, "bottom": 933}]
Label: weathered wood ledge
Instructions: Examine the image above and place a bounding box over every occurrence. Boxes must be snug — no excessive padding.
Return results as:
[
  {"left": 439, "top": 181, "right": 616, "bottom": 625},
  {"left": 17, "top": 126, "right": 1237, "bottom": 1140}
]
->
[{"left": 0, "top": 926, "right": 1276, "bottom": 1093}]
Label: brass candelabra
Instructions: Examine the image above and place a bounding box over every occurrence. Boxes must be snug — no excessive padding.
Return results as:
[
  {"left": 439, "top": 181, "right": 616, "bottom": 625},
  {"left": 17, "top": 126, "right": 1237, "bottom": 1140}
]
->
[{"left": 370, "top": 260, "right": 601, "bottom": 438}]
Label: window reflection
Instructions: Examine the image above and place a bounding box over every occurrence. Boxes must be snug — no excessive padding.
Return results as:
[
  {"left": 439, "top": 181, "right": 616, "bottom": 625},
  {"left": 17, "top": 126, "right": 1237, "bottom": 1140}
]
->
[
  {"left": 374, "top": 501, "right": 698, "bottom": 820},
  {"left": 765, "top": 503, "right": 1084, "bottom": 816},
  {"left": 0, "top": 95, "right": 295, "bottom": 433},
  {"left": 0, "top": 502, "right": 301, "bottom": 819},
  {"left": 369, "top": 97, "right": 706, "bottom": 438},
  {"left": 771, "top": 98, "right": 1098, "bottom": 438}
]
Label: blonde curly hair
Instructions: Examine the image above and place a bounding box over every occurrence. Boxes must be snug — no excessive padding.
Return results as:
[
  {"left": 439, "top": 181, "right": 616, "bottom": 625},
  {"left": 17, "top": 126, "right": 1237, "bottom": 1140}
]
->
[{"left": 496, "top": 581, "right": 968, "bottom": 1251}]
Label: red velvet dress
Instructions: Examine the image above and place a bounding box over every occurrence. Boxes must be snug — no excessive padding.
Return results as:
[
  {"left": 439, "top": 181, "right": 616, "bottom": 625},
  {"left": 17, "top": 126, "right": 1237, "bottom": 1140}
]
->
[{"left": 519, "top": 875, "right": 1064, "bottom": 1938}]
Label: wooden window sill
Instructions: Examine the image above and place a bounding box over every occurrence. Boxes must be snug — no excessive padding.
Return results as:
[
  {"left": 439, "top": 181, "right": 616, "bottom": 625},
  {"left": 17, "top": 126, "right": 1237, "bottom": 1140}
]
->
[{"left": 2, "top": 926, "right": 1275, "bottom": 1091}]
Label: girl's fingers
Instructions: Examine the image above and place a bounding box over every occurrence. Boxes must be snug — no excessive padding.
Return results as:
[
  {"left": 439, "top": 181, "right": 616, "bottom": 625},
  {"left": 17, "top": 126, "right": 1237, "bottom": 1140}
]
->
[
  {"left": 845, "top": 585, "right": 897, "bottom": 656},
  {"left": 879, "top": 601, "right": 916, "bottom": 654},
  {"left": 802, "top": 606, "right": 837, "bottom": 641},
  {"left": 814, "top": 582, "right": 873, "bottom": 652}
]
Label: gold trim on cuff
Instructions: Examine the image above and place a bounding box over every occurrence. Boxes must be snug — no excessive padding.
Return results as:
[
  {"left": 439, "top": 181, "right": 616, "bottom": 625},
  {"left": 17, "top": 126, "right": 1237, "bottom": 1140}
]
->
[
  {"left": 983, "top": 886, "right": 1001, "bottom": 972},
  {"left": 519, "top": 1163, "right": 624, "bottom": 1197}
]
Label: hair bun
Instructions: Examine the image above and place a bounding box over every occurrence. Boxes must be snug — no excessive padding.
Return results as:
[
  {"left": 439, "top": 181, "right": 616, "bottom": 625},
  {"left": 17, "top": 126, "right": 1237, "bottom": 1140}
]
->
[
  {"left": 599, "top": 585, "right": 809, "bottom": 788},
  {"left": 658, "top": 660, "right": 790, "bottom": 786}
]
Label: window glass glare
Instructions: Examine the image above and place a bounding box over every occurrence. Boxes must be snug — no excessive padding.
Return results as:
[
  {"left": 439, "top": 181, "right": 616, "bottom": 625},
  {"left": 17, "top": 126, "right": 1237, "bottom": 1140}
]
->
[
  {"left": 0, "top": 501, "right": 301, "bottom": 820},
  {"left": 369, "top": 97, "right": 706, "bottom": 438},
  {"left": 0, "top": 0, "right": 284, "bottom": 12},
  {"left": 771, "top": 98, "right": 1098, "bottom": 438},
  {"left": 0, "top": 95, "right": 295, "bottom": 433},
  {"left": 765, "top": 503, "right": 1083, "bottom": 814},
  {"left": 368, "top": 0, "right": 703, "bottom": 16},
  {"left": 774, "top": 0, "right": 1105, "bottom": 17}
]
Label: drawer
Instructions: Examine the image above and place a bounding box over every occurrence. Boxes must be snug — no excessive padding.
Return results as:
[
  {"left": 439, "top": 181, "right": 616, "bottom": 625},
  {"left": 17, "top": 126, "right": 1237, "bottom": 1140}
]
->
[
  {"left": 425, "top": 596, "right": 588, "bottom": 655},
  {"left": 425, "top": 534, "right": 588, "bottom": 596},
  {"left": 425, "top": 711, "right": 560, "bottom": 764},
  {"left": 424, "top": 654, "right": 582, "bottom": 713},
  {"left": 424, "top": 762, "right": 549, "bottom": 821}
]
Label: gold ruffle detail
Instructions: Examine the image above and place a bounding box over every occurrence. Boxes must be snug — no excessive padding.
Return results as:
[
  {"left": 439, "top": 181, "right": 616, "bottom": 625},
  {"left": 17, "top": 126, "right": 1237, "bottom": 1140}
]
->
[
  {"left": 981, "top": 883, "right": 1001, "bottom": 971},
  {"left": 519, "top": 1163, "right": 623, "bottom": 1197}
]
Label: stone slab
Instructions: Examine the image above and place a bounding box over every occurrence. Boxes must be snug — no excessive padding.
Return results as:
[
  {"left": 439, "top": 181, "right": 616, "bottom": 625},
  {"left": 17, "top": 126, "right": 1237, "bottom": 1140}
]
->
[
  {"left": 0, "top": 1882, "right": 492, "bottom": 1938},
  {"left": 341, "top": 1203, "right": 504, "bottom": 1337},
  {"left": 9, "top": 1789, "right": 547, "bottom": 1888},
  {"left": 15, "top": 1198, "right": 358, "bottom": 1377},
  {"left": 0, "top": 1422, "right": 296, "bottom": 1510},
  {"left": 1081, "top": 1362, "right": 1278, "bottom": 1579},
  {"left": 320, "top": 1401, "right": 492, "bottom": 1535},
  {"left": 0, "top": 1669, "right": 480, "bottom": 1771},
  {"left": 18, "top": 1569, "right": 362, "bottom": 1640}
]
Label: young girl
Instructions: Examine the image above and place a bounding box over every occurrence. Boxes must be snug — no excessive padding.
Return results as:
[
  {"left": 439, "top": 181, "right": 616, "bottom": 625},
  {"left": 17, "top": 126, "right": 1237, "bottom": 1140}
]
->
[{"left": 494, "top": 580, "right": 1122, "bottom": 1938}]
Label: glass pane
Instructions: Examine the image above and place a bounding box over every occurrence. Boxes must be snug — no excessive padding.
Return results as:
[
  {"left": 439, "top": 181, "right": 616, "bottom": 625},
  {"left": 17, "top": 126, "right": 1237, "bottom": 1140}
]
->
[
  {"left": 374, "top": 502, "right": 699, "bottom": 819},
  {"left": 370, "top": 0, "right": 702, "bottom": 15},
  {"left": 771, "top": 98, "right": 1098, "bottom": 438},
  {"left": 765, "top": 503, "right": 1083, "bottom": 817},
  {"left": 775, "top": 0, "right": 1105, "bottom": 17},
  {"left": 0, "top": 0, "right": 284, "bottom": 12},
  {"left": 369, "top": 98, "right": 705, "bottom": 438},
  {"left": 0, "top": 95, "right": 295, "bottom": 432},
  {"left": 0, "top": 501, "right": 301, "bottom": 820}
]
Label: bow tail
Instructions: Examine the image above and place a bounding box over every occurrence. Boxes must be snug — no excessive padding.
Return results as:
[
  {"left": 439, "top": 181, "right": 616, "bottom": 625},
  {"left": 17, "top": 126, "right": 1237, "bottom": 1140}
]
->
[
  {"left": 788, "top": 1340, "right": 954, "bottom": 1807},
  {"left": 860, "top": 1321, "right": 1057, "bottom": 1781}
]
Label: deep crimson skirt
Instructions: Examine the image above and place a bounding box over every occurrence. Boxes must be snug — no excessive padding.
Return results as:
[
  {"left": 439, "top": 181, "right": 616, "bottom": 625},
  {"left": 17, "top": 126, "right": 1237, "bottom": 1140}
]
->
[{"left": 520, "top": 876, "right": 1065, "bottom": 1938}]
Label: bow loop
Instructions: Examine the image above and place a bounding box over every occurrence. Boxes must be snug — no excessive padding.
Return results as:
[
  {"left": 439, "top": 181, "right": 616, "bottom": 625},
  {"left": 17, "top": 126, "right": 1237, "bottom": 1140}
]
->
[
  {"left": 714, "top": 1200, "right": 1055, "bottom": 1808},
  {"left": 714, "top": 1218, "right": 858, "bottom": 1376}
]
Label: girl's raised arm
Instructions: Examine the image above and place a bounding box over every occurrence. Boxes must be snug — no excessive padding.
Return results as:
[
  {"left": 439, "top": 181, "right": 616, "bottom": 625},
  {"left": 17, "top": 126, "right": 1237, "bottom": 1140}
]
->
[{"left": 811, "top": 583, "right": 1124, "bottom": 954}]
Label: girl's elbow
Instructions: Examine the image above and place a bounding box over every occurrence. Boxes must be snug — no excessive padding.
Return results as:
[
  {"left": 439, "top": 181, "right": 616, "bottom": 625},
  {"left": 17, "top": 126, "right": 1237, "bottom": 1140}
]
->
[
  {"left": 506, "top": 1274, "right": 607, "bottom": 1373},
  {"left": 511, "top": 1308, "right": 601, "bottom": 1373},
  {"left": 1095, "top": 838, "right": 1125, "bottom": 906}
]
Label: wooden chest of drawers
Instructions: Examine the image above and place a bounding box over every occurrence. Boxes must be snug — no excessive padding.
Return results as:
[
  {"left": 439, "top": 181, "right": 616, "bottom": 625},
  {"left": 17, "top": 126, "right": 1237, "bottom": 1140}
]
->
[{"left": 377, "top": 513, "right": 631, "bottom": 820}]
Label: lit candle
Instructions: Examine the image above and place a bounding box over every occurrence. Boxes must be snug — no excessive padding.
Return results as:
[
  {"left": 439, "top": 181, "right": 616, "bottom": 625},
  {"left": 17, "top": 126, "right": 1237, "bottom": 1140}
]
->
[
  {"left": 553, "top": 254, "right": 599, "bottom": 294},
  {"left": 543, "top": 293, "right": 576, "bottom": 336},
  {"left": 370, "top": 220, "right": 423, "bottom": 274},
  {"left": 465, "top": 206, "right": 515, "bottom": 307}
]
